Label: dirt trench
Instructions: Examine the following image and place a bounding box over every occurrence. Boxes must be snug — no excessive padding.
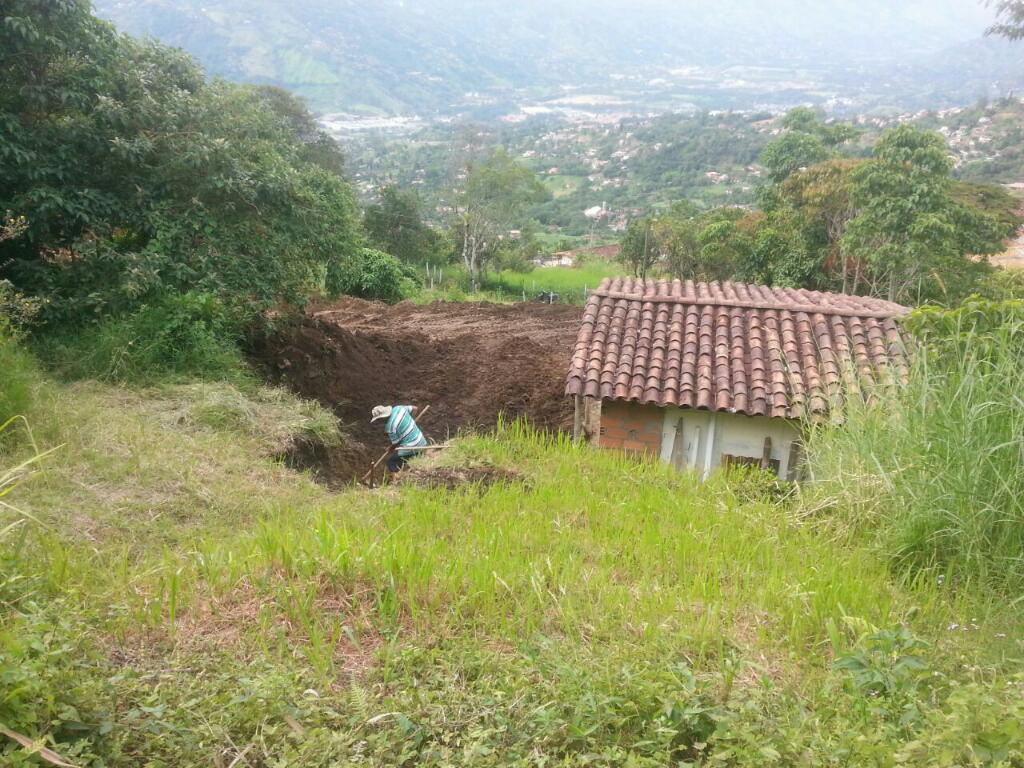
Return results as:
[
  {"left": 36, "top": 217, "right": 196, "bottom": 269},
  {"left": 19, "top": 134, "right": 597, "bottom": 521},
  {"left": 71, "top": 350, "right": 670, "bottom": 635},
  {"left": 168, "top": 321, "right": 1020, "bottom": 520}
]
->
[{"left": 253, "top": 298, "right": 583, "bottom": 483}]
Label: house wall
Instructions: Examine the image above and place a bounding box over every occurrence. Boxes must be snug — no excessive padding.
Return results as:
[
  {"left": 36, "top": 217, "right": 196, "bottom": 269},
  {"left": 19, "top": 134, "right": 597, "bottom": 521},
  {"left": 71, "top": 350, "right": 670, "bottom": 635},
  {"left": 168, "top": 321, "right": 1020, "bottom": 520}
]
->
[
  {"left": 599, "top": 401, "right": 663, "bottom": 457},
  {"left": 659, "top": 407, "right": 802, "bottom": 479},
  {"left": 587, "top": 399, "right": 802, "bottom": 479}
]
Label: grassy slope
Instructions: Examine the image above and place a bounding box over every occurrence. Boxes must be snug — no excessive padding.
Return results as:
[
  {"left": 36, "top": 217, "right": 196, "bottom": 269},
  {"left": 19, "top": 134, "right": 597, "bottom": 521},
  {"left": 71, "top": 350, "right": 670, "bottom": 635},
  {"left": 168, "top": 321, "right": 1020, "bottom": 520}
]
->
[{"left": 2, "top": 372, "right": 1023, "bottom": 765}]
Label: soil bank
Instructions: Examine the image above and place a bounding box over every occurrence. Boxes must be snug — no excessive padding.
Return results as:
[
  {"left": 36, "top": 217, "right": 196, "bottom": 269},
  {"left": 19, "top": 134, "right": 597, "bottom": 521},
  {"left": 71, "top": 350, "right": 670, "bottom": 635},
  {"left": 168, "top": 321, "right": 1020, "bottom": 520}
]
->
[{"left": 254, "top": 298, "right": 582, "bottom": 482}]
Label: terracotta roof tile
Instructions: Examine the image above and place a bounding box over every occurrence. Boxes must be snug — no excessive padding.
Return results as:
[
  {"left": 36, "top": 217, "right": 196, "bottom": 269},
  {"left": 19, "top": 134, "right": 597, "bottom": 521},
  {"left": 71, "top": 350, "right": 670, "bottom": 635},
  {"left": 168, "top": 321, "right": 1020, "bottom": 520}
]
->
[{"left": 566, "top": 278, "right": 910, "bottom": 420}]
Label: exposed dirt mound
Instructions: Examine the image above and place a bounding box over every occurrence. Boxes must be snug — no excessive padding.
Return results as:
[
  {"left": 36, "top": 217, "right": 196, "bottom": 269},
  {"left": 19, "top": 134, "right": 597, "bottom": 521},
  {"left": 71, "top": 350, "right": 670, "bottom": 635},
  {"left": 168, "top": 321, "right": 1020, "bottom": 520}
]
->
[
  {"left": 254, "top": 298, "right": 582, "bottom": 482},
  {"left": 396, "top": 463, "right": 526, "bottom": 492}
]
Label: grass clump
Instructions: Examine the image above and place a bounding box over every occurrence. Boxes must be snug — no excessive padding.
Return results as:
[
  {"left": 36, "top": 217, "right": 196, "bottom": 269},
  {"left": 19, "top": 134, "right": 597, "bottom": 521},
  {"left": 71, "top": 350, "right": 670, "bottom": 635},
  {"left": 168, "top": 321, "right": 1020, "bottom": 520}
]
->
[
  {"left": 0, "top": 335, "right": 38, "bottom": 428},
  {"left": 0, "top": 282, "right": 42, "bottom": 427},
  {"left": 807, "top": 298, "right": 1024, "bottom": 591}
]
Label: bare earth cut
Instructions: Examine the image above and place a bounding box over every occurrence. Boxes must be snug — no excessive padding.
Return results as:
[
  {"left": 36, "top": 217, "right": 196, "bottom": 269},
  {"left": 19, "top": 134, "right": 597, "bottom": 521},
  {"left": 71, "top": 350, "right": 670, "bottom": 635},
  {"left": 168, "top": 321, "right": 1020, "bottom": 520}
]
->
[{"left": 254, "top": 298, "right": 582, "bottom": 481}]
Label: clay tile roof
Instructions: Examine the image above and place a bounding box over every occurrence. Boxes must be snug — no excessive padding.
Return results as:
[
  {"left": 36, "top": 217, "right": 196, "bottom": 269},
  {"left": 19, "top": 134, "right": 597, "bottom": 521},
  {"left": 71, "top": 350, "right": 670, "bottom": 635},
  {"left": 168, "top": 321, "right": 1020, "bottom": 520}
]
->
[{"left": 566, "top": 278, "right": 910, "bottom": 420}]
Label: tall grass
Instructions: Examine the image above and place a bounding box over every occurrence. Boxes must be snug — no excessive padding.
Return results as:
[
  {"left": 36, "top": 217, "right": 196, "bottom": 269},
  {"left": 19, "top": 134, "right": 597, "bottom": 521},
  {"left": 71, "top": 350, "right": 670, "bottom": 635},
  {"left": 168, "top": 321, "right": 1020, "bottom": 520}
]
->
[
  {"left": 0, "top": 327, "right": 38, "bottom": 427},
  {"left": 807, "top": 300, "right": 1024, "bottom": 590},
  {"left": 35, "top": 292, "right": 248, "bottom": 385},
  {"left": 186, "top": 422, "right": 924, "bottom": 654}
]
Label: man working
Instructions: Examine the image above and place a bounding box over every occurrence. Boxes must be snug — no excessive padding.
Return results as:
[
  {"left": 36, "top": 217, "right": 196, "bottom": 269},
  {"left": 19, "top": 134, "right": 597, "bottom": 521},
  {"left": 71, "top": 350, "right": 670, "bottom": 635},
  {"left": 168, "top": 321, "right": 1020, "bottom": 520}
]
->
[{"left": 370, "top": 404, "right": 428, "bottom": 473}]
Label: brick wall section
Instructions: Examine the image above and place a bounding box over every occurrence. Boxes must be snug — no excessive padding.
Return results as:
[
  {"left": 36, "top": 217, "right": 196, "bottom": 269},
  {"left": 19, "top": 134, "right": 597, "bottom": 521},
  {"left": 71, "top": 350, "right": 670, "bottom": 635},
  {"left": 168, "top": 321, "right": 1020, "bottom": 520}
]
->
[{"left": 600, "top": 401, "right": 662, "bottom": 457}]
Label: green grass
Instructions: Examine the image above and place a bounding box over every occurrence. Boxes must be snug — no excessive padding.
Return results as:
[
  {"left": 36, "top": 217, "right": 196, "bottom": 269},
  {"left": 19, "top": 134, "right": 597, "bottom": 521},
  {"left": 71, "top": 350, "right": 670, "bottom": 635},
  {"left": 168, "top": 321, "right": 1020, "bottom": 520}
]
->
[
  {"left": 542, "top": 174, "right": 586, "bottom": 199},
  {"left": 33, "top": 293, "right": 249, "bottom": 386},
  {"left": 2, "top": 350, "right": 1023, "bottom": 764},
  {"left": 412, "top": 262, "right": 624, "bottom": 305},
  {"left": 485, "top": 263, "right": 623, "bottom": 303}
]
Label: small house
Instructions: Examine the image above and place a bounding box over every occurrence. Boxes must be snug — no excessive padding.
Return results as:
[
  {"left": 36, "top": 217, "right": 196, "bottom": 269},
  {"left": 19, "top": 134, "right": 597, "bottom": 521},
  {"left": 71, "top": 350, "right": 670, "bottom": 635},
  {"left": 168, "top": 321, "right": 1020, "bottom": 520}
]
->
[{"left": 566, "top": 278, "right": 909, "bottom": 480}]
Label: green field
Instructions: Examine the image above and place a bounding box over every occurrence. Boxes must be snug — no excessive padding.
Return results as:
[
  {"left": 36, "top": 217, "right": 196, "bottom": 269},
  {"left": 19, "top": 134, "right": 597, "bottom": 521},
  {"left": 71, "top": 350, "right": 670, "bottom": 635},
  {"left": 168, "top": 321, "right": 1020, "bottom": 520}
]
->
[
  {"left": 542, "top": 174, "right": 587, "bottom": 199},
  {"left": 486, "top": 263, "right": 625, "bottom": 302},
  {"left": 3, "top": 358, "right": 1023, "bottom": 765}
]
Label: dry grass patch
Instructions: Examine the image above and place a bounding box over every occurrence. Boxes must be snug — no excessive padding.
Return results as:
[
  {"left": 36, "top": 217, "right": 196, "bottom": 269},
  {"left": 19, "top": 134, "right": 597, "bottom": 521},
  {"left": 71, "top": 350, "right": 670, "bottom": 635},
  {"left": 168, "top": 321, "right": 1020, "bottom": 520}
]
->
[{"left": 9, "top": 379, "right": 336, "bottom": 546}]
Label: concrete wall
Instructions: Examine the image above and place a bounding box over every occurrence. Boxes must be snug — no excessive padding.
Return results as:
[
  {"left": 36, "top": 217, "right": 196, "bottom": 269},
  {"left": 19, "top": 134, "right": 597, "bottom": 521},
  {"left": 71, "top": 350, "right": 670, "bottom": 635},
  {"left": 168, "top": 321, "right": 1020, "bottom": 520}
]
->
[
  {"left": 586, "top": 399, "right": 802, "bottom": 479},
  {"left": 658, "top": 408, "right": 801, "bottom": 479}
]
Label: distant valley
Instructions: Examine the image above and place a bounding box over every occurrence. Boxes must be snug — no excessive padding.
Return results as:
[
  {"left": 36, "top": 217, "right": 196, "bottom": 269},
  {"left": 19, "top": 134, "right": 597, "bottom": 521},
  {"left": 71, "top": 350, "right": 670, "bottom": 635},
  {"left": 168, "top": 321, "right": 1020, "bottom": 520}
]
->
[{"left": 93, "top": 0, "right": 1022, "bottom": 118}]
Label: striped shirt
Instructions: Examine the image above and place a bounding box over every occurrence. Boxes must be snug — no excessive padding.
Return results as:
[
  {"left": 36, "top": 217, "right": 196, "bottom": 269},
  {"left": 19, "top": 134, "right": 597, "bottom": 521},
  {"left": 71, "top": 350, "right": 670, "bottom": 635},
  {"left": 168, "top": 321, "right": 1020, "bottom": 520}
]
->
[{"left": 385, "top": 405, "right": 427, "bottom": 457}]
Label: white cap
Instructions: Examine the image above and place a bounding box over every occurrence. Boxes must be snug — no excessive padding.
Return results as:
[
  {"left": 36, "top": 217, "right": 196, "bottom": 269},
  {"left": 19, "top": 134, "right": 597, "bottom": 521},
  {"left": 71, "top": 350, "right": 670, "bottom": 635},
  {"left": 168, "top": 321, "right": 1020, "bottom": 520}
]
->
[{"left": 370, "top": 405, "right": 392, "bottom": 423}]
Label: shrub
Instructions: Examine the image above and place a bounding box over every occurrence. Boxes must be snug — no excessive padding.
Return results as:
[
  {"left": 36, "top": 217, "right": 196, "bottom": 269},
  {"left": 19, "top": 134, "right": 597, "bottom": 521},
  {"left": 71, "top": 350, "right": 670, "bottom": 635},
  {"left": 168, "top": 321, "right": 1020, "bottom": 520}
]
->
[
  {"left": 37, "top": 293, "right": 249, "bottom": 385},
  {"left": 326, "top": 248, "right": 419, "bottom": 303}
]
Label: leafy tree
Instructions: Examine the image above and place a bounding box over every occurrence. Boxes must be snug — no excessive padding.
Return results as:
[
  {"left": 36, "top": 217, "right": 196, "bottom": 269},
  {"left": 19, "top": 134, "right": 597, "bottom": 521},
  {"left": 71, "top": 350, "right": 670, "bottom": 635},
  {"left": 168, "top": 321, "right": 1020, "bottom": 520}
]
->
[
  {"left": 253, "top": 85, "right": 347, "bottom": 176},
  {"left": 648, "top": 205, "right": 758, "bottom": 283},
  {"left": 772, "top": 159, "right": 863, "bottom": 291},
  {"left": 695, "top": 210, "right": 756, "bottom": 282},
  {"left": 0, "top": 0, "right": 363, "bottom": 326},
  {"left": 741, "top": 219, "right": 815, "bottom": 287},
  {"left": 618, "top": 220, "right": 659, "bottom": 279},
  {"left": 364, "top": 185, "right": 448, "bottom": 265},
  {"left": 654, "top": 213, "right": 703, "bottom": 282},
  {"left": 760, "top": 108, "right": 860, "bottom": 184},
  {"left": 452, "top": 148, "right": 547, "bottom": 284},
  {"left": 842, "top": 125, "right": 1006, "bottom": 303},
  {"left": 987, "top": 0, "right": 1024, "bottom": 39},
  {"left": 760, "top": 133, "right": 831, "bottom": 184}
]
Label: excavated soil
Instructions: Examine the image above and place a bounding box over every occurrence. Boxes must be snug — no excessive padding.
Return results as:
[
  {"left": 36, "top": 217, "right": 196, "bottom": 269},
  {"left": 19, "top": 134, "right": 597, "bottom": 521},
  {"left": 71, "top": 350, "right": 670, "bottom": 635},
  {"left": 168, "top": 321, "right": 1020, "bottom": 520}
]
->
[
  {"left": 253, "top": 298, "right": 582, "bottom": 483},
  {"left": 396, "top": 464, "right": 527, "bottom": 492}
]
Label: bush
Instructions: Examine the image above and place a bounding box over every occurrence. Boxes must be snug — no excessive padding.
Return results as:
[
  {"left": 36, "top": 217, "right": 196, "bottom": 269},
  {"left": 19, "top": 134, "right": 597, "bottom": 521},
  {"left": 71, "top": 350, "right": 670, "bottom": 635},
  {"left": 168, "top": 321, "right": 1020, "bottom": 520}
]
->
[
  {"left": 1, "top": 4, "right": 362, "bottom": 328},
  {"left": 326, "top": 248, "right": 419, "bottom": 303},
  {"left": 37, "top": 293, "right": 249, "bottom": 385}
]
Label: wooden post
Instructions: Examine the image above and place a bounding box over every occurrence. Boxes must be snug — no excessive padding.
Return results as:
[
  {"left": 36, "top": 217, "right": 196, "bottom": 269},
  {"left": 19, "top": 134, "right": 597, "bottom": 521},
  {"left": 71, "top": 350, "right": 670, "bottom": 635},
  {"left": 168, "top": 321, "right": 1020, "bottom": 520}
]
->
[
  {"left": 702, "top": 413, "right": 717, "bottom": 479},
  {"left": 760, "top": 436, "right": 773, "bottom": 471},
  {"left": 582, "top": 396, "right": 602, "bottom": 445},
  {"left": 786, "top": 440, "right": 805, "bottom": 482},
  {"left": 669, "top": 417, "right": 686, "bottom": 470},
  {"left": 573, "top": 394, "right": 584, "bottom": 442}
]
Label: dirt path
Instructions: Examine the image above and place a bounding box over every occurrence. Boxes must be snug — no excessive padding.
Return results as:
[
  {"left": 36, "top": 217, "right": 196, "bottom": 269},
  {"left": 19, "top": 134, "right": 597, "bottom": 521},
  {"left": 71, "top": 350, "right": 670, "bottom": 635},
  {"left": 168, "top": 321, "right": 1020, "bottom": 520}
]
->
[{"left": 254, "top": 298, "right": 582, "bottom": 482}]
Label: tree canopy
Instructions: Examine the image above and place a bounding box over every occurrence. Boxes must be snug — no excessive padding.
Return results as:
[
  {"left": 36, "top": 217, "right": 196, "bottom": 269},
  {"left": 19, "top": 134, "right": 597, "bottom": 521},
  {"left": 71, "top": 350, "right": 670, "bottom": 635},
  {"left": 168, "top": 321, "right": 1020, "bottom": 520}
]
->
[
  {"left": 987, "top": 0, "right": 1024, "bottom": 39},
  {"left": 452, "top": 148, "right": 547, "bottom": 283},
  {"left": 364, "top": 185, "right": 448, "bottom": 266},
  {"left": 617, "top": 109, "right": 1020, "bottom": 305},
  {"left": 843, "top": 124, "right": 1008, "bottom": 303},
  {"left": 1, "top": 0, "right": 363, "bottom": 325}
]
